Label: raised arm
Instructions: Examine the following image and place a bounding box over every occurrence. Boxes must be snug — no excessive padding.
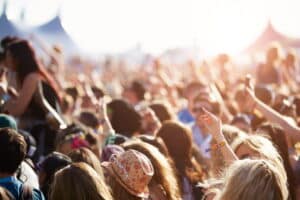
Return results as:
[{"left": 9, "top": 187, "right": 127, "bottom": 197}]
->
[
  {"left": 199, "top": 108, "right": 238, "bottom": 165},
  {"left": 245, "top": 87, "right": 300, "bottom": 141}
]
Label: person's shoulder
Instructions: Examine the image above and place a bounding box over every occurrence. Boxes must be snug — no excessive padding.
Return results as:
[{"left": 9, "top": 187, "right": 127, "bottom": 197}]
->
[{"left": 25, "top": 73, "right": 40, "bottom": 81}]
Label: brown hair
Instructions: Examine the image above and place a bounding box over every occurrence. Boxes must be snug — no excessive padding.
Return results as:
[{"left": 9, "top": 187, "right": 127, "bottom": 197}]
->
[
  {"left": 106, "top": 174, "right": 141, "bottom": 200},
  {"left": 49, "top": 162, "right": 113, "bottom": 200},
  {"left": 156, "top": 121, "right": 203, "bottom": 191},
  {"left": 123, "top": 140, "right": 181, "bottom": 200},
  {"left": 68, "top": 147, "right": 104, "bottom": 179}
]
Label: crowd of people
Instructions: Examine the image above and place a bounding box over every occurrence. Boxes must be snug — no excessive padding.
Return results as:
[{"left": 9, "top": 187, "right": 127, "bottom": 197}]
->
[{"left": 0, "top": 35, "right": 299, "bottom": 200}]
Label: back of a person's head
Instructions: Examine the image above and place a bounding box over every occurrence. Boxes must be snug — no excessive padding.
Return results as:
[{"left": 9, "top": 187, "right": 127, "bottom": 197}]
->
[
  {"left": 78, "top": 110, "right": 99, "bottom": 129},
  {"left": 156, "top": 121, "right": 192, "bottom": 164},
  {"left": 149, "top": 102, "right": 174, "bottom": 123},
  {"left": 0, "top": 36, "right": 20, "bottom": 49},
  {"left": 131, "top": 80, "right": 146, "bottom": 101},
  {"left": 107, "top": 99, "right": 142, "bottom": 137},
  {"left": 0, "top": 128, "right": 26, "bottom": 174},
  {"left": 6, "top": 40, "right": 39, "bottom": 83},
  {"left": 184, "top": 81, "right": 208, "bottom": 98},
  {"left": 68, "top": 147, "right": 104, "bottom": 177},
  {"left": 38, "top": 152, "right": 72, "bottom": 197},
  {"left": 231, "top": 134, "right": 287, "bottom": 184},
  {"left": 123, "top": 140, "right": 181, "bottom": 200},
  {"left": 218, "top": 159, "right": 288, "bottom": 200},
  {"left": 49, "top": 162, "right": 112, "bottom": 200}
]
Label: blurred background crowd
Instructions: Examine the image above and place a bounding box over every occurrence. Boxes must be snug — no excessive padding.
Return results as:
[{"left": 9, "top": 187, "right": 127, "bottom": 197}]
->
[{"left": 0, "top": 0, "right": 300, "bottom": 200}]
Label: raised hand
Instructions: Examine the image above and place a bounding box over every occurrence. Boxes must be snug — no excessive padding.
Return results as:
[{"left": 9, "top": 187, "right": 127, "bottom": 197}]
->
[{"left": 198, "top": 108, "right": 224, "bottom": 141}]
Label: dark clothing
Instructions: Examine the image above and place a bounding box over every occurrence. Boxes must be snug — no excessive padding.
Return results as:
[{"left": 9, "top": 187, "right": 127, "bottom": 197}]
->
[{"left": 18, "top": 81, "right": 61, "bottom": 132}]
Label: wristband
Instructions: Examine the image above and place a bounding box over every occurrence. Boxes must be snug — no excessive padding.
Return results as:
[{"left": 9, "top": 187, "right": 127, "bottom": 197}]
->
[{"left": 205, "top": 141, "right": 226, "bottom": 152}]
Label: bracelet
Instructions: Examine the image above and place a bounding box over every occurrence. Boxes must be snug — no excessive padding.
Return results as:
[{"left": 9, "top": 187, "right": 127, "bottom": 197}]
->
[{"left": 205, "top": 141, "right": 226, "bottom": 152}]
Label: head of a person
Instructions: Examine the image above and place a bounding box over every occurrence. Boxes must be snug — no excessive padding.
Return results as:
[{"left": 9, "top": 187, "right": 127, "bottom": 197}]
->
[
  {"left": 137, "top": 135, "right": 170, "bottom": 158},
  {"left": 0, "top": 128, "right": 26, "bottom": 175},
  {"left": 285, "top": 50, "right": 297, "bottom": 68},
  {"left": 5, "top": 40, "right": 39, "bottom": 83},
  {"left": 156, "top": 121, "right": 192, "bottom": 168},
  {"left": 56, "top": 124, "right": 101, "bottom": 157},
  {"left": 103, "top": 149, "right": 154, "bottom": 200},
  {"left": 37, "top": 152, "right": 72, "bottom": 197},
  {"left": 184, "top": 81, "right": 210, "bottom": 112},
  {"left": 107, "top": 99, "right": 142, "bottom": 138},
  {"left": 49, "top": 162, "right": 113, "bottom": 200},
  {"left": 218, "top": 159, "right": 288, "bottom": 200},
  {"left": 0, "top": 36, "right": 19, "bottom": 67},
  {"left": 123, "top": 140, "right": 181, "bottom": 200},
  {"left": 256, "top": 123, "right": 296, "bottom": 199},
  {"left": 122, "top": 80, "right": 146, "bottom": 105},
  {"left": 101, "top": 144, "right": 125, "bottom": 162},
  {"left": 266, "top": 43, "right": 281, "bottom": 63},
  {"left": 0, "top": 114, "right": 17, "bottom": 130},
  {"left": 149, "top": 101, "right": 174, "bottom": 123},
  {"left": 192, "top": 93, "right": 221, "bottom": 131},
  {"left": 78, "top": 110, "right": 99, "bottom": 130},
  {"left": 231, "top": 134, "right": 287, "bottom": 184},
  {"left": 230, "top": 114, "right": 252, "bottom": 133},
  {"left": 68, "top": 147, "right": 104, "bottom": 178},
  {"left": 156, "top": 121, "right": 203, "bottom": 184}
]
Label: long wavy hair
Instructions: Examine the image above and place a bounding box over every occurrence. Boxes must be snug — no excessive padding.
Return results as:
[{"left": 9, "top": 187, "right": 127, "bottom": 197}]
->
[
  {"left": 156, "top": 121, "right": 203, "bottom": 192},
  {"left": 6, "top": 40, "right": 61, "bottom": 101}
]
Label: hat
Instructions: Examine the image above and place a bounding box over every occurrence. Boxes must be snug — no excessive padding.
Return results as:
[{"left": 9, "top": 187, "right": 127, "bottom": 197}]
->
[
  {"left": 0, "top": 114, "right": 17, "bottom": 130},
  {"left": 102, "top": 149, "right": 154, "bottom": 198},
  {"left": 101, "top": 144, "right": 125, "bottom": 162}
]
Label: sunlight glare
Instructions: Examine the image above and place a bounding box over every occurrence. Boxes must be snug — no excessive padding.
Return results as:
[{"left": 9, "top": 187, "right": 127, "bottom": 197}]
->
[{"left": 6, "top": 0, "right": 60, "bottom": 27}]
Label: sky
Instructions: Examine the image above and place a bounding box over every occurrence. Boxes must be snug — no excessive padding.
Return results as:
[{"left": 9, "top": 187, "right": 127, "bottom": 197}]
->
[{"left": 1, "top": 0, "right": 300, "bottom": 55}]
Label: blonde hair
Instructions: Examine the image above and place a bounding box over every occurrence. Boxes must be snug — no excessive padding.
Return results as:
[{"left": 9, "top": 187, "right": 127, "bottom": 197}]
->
[
  {"left": 217, "top": 159, "right": 288, "bottom": 200},
  {"left": 49, "top": 162, "right": 113, "bottom": 200},
  {"left": 231, "top": 134, "right": 287, "bottom": 182}
]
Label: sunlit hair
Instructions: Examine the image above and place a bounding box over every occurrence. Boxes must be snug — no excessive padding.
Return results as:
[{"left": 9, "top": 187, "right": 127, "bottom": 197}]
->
[
  {"left": 49, "top": 162, "right": 113, "bottom": 200},
  {"left": 68, "top": 147, "right": 104, "bottom": 179},
  {"left": 156, "top": 121, "right": 203, "bottom": 193},
  {"left": 123, "top": 140, "right": 181, "bottom": 200},
  {"left": 256, "top": 123, "right": 296, "bottom": 200},
  {"left": 217, "top": 159, "right": 288, "bottom": 200},
  {"left": 231, "top": 134, "right": 287, "bottom": 183}
]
